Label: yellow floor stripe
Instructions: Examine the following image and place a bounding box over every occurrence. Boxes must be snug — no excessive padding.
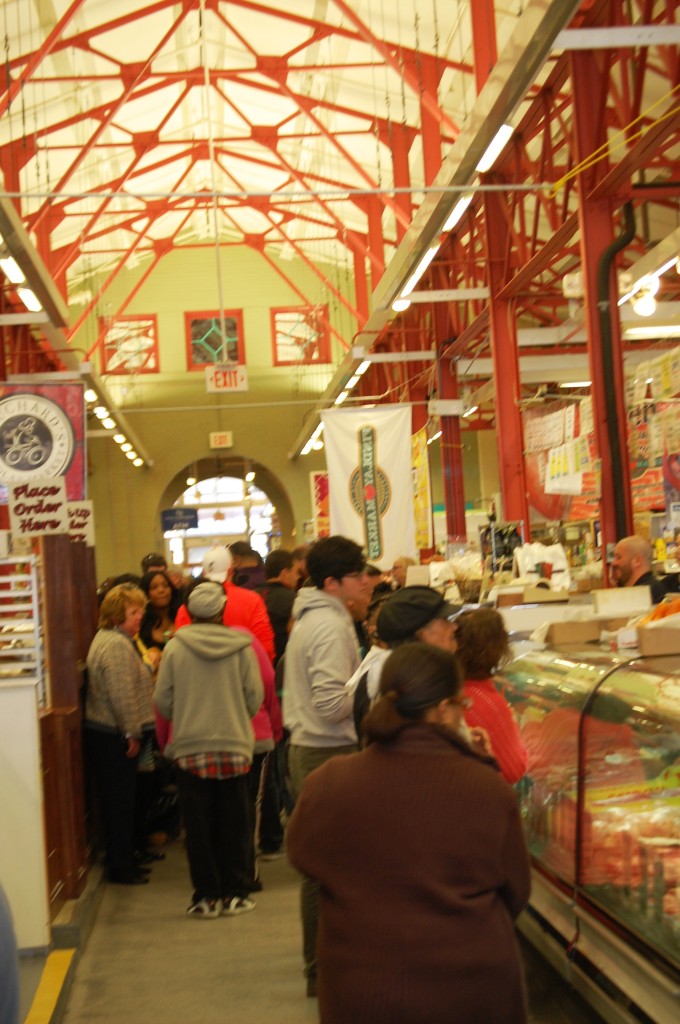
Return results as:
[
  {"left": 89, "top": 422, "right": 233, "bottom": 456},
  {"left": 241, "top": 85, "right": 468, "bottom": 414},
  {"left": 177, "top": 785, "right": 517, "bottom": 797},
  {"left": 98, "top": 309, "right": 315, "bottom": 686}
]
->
[{"left": 24, "top": 949, "right": 75, "bottom": 1024}]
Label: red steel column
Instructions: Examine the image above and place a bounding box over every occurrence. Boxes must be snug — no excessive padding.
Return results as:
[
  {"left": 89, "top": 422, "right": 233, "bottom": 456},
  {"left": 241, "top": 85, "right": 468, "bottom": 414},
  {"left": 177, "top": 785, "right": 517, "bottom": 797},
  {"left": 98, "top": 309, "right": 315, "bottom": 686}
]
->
[
  {"left": 571, "top": 50, "right": 633, "bottom": 554},
  {"left": 483, "top": 190, "right": 530, "bottom": 530},
  {"left": 470, "top": 0, "right": 498, "bottom": 94}
]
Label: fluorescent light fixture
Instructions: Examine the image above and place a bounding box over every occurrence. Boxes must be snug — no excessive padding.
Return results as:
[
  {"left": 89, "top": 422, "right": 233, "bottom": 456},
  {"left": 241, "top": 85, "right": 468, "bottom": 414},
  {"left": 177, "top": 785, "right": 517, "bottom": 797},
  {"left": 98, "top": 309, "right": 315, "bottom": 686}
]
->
[
  {"left": 16, "top": 287, "right": 42, "bottom": 312},
  {"left": 102, "top": 417, "right": 116, "bottom": 429},
  {"left": 442, "top": 192, "right": 474, "bottom": 232},
  {"left": 113, "top": 433, "right": 126, "bottom": 444},
  {"left": 84, "top": 388, "right": 98, "bottom": 403},
  {"left": 476, "top": 124, "right": 514, "bottom": 173},
  {"left": 559, "top": 381, "right": 591, "bottom": 388},
  {"left": 462, "top": 405, "right": 479, "bottom": 417},
  {"left": 0, "top": 256, "right": 25, "bottom": 284},
  {"left": 427, "top": 430, "right": 442, "bottom": 445},
  {"left": 245, "top": 471, "right": 255, "bottom": 482},
  {"left": 356, "top": 360, "right": 371, "bottom": 376},
  {"left": 401, "top": 246, "right": 440, "bottom": 298},
  {"left": 392, "top": 297, "right": 411, "bottom": 313},
  {"left": 346, "top": 374, "right": 360, "bottom": 389},
  {"left": 312, "top": 440, "right": 324, "bottom": 451},
  {"left": 334, "top": 390, "right": 349, "bottom": 406},
  {"left": 624, "top": 325, "right": 680, "bottom": 339}
]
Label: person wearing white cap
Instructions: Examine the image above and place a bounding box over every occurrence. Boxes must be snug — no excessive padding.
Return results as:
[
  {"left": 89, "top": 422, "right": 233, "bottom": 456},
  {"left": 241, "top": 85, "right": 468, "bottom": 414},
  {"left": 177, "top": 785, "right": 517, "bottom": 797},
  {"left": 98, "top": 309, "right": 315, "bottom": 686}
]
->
[
  {"left": 174, "top": 545, "right": 275, "bottom": 661},
  {"left": 155, "top": 581, "right": 264, "bottom": 919}
]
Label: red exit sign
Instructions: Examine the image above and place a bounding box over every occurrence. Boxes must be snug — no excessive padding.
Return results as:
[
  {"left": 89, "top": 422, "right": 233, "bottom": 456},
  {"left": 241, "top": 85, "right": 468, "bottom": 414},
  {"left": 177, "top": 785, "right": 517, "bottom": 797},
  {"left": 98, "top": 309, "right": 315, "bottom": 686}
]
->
[{"left": 205, "top": 363, "right": 248, "bottom": 393}]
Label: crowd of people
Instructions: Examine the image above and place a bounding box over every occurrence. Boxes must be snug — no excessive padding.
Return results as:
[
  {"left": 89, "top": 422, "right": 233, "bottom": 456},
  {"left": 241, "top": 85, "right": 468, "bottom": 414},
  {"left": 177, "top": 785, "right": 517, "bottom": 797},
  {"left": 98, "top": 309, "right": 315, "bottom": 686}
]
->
[{"left": 83, "top": 534, "right": 535, "bottom": 1022}]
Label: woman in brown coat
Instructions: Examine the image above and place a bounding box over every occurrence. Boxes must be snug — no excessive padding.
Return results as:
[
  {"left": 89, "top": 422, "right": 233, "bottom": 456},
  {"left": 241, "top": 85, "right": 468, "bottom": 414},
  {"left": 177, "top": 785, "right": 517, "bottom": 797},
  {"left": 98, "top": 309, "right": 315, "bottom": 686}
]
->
[{"left": 286, "top": 642, "right": 530, "bottom": 1024}]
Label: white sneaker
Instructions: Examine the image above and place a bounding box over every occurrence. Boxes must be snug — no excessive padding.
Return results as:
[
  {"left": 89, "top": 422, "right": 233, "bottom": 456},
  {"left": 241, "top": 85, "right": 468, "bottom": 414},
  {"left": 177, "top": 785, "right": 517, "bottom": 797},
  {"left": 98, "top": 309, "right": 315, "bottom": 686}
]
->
[
  {"left": 186, "top": 897, "right": 221, "bottom": 919},
  {"left": 222, "top": 896, "right": 256, "bottom": 916}
]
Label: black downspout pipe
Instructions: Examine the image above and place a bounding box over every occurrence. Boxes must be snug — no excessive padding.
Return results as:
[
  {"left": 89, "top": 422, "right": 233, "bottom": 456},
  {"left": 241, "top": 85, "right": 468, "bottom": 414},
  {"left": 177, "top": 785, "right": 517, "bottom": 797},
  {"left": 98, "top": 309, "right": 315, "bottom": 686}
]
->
[{"left": 596, "top": 201, "right": 636, "bottom": 540}]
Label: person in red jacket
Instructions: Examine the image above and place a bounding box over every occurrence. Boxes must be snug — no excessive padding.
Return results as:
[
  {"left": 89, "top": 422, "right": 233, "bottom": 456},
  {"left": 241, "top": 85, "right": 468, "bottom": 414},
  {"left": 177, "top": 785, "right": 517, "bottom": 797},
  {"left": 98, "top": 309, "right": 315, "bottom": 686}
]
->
[
  {"left": 455, "top": 607, "right": 528, "bottom": 785},
  {"left": 175, "top": 546, "right": 275, "bottom": 662}
]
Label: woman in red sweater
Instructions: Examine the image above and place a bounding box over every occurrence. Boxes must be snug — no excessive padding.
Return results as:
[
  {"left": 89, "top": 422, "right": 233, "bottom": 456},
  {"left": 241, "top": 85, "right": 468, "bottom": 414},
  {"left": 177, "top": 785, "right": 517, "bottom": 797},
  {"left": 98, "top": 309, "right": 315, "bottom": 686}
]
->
[{"left": 456, "top": 608, "right": 528, "bottom": 785}]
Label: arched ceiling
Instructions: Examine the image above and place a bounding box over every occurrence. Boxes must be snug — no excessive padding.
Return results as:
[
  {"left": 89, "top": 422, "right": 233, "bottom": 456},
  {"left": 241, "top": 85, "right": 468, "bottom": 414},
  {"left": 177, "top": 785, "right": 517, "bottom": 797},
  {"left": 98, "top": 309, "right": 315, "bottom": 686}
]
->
[{"left": 0, "top": 0, "right": 521, "bottom": 289}]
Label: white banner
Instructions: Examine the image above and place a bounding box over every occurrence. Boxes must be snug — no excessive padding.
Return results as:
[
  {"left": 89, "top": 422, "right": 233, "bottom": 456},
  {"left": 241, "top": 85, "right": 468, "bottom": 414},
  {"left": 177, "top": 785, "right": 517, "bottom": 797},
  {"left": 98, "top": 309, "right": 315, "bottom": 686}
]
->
[{"left": 321, "top": 406, "right": 416, "bottom": 567}]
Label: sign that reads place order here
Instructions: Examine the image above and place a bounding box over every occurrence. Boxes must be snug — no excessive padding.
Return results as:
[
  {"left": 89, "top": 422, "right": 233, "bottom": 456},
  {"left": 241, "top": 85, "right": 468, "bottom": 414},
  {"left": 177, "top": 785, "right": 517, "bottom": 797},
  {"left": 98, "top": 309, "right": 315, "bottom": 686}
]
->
[
  {"left": 205, "top": 363, "right": 248, "bottom": 393},
  {"left": 9, "top": 479, "right": 68, "bottom": 536}
]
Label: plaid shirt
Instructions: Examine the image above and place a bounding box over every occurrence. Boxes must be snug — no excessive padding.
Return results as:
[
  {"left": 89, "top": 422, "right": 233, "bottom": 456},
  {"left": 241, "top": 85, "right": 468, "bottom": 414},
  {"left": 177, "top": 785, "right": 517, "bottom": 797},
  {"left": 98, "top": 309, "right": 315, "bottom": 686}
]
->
[{"left": 176, "top": 752, "right": 250, "bottom": 780}]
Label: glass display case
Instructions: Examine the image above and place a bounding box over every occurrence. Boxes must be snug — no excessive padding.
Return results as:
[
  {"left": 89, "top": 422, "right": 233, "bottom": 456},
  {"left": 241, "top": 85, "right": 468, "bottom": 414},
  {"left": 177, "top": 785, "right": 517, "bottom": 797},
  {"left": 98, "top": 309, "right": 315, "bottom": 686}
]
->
[{"left": 503, "top": 647, "right": 680, "bottom": 1023}]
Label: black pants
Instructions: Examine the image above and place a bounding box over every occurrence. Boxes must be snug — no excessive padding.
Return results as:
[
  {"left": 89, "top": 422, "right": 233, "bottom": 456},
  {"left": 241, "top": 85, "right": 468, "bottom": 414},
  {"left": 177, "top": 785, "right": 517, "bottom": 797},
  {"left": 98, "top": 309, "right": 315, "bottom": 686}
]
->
[
  {"left": 85, "top": 729, "right": 139, "bottom": 877},
  {"left": 176, "top": 767, "right": 251, "bottom": 903},
  {"left": 259, "top": 736, "right": 288, "bottom": 852}
]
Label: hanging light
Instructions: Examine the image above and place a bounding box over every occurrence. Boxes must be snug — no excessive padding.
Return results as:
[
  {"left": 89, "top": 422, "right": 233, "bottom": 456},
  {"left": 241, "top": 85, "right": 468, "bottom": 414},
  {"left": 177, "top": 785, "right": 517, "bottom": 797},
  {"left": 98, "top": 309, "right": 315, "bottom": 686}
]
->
[{"left": 631, "top": 288, "right": 656, "bottom": 317}]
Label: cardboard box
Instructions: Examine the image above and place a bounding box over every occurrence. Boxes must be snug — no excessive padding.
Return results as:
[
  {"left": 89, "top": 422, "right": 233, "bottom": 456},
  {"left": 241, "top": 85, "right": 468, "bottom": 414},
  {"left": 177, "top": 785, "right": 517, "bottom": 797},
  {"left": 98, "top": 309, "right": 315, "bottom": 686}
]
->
[
  {"left": 592, "top": 587, "right": 651, "bottom": 617},
  {"left": 496, "top": 591, "right": 521, "bottom": 608},
  {"left": 636, "top": 625, "right": 680, "bottom": 656},
  {"left": 523, "top": 585, "right": 569, "bottom": 603},
  {"left": 547, "top": 620, "right": 600, "bottom": 646}
]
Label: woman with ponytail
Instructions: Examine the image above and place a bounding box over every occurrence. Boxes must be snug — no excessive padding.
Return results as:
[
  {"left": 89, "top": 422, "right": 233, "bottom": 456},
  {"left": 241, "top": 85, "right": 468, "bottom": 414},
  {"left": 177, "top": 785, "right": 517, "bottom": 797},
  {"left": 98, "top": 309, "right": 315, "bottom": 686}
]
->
[{"left": 287, "top": 642, "right": 530, "bottom": 1024}]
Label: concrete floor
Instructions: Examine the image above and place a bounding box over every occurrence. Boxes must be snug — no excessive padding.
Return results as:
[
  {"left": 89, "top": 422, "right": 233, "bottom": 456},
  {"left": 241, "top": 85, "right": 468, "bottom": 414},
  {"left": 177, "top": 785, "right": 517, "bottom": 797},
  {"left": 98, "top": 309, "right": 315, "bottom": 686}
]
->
[{"left": 51, "top": 839, "right": 605, "bottom": 1024}]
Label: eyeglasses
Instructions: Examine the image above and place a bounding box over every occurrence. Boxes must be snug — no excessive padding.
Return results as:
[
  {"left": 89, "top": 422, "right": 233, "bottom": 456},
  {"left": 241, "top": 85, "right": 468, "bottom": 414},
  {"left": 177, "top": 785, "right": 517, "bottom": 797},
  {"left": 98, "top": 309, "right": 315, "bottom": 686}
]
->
[{"left": 448, "top": 696, "right": 473, "bottom": 709}]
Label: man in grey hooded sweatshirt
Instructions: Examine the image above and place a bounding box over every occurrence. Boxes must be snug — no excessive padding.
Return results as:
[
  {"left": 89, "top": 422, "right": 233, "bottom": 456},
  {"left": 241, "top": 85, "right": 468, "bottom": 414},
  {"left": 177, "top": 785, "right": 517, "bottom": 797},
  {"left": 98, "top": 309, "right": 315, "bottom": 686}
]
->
[{"left": 155, "top": 581, "right": 263, "bottom": 919}]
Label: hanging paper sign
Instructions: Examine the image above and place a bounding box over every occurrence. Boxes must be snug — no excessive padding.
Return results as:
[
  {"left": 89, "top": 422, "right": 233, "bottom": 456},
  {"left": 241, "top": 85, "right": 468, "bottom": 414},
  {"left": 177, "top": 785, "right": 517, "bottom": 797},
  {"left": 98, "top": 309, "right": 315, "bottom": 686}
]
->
[
  {"left": 205, "top": 364, "right": 248, "bottom": 393},
  {"left": 67, "top": 501, "right": 95, "bottom": 545},
  {"left": 9, "top": 478, "right": 68, "bottom": 536}
]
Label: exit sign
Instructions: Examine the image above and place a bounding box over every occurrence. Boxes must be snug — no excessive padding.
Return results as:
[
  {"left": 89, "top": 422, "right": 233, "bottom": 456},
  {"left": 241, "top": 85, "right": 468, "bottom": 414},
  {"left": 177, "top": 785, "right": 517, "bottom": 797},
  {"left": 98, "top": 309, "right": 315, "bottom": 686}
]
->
[
  {"left": 209, "top": 431, "right": 233, "bottom": 449},
  {"left": 205, "top": 363, "right": 248, "bottom": 393}
]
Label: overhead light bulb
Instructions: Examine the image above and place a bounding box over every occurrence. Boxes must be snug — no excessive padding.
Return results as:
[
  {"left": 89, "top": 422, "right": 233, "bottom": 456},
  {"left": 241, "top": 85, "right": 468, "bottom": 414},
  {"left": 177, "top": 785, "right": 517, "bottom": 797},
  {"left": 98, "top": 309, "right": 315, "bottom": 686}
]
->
[
  {"left": 392, "top": 297, "right": 411, "bottom": 313},
  {"left": 312, "top": 440, "right": 324, "bottom": 451},
  {"left": 84, "top": 388, "right": 98, "bottom": 403},
  {"left": 245, "top": 471, "right": 255, "bottom": 482},
  {"left": 631, "top": 289, "right": 656, "bottom": 317},
  {"left": 186, "top": 476, "right": 197, "bottom": 486},
  {"left": 113, "top": 433, "right": 126, "bottom": 444},
  {"left": 93, "top": 406, "right": 108, "bottom": 419},
  {"left": 133, "top": 458, "right": 143, "bottom": 467},
  {"left": 126, "top": 450, "right": 137, "bottom": 460},
  {"left": 102, "top": 417, "right": 115, "bottom": 429},
  {"left": 121, "top": 442, "right": 132, "bottom": 452}
]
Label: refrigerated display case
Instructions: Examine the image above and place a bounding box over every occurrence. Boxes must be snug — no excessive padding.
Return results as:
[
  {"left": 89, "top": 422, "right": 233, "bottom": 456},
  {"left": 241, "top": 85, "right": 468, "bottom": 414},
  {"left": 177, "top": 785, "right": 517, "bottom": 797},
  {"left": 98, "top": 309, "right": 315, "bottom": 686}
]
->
[{"left": 503, "top": 647, "right": 680, "bottom": 1024}]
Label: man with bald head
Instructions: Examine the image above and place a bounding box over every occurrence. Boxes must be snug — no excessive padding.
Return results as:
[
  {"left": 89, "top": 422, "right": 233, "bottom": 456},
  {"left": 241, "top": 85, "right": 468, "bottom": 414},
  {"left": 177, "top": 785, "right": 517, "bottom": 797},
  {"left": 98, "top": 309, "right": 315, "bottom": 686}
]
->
[{"left": 610, "top": 535, "right": 667, "bottom": 603}]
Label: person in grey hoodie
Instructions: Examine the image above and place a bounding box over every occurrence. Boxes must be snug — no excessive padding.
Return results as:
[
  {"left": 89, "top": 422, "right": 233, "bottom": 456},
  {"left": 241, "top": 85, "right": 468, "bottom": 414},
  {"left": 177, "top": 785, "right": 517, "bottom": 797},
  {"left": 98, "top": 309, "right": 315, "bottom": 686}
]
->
[
  {"left": 282, "top": 535, "right": 371, "bottom": 995},
  {"left": 155, "top": 581, "right": 263, "bottom": 919}
]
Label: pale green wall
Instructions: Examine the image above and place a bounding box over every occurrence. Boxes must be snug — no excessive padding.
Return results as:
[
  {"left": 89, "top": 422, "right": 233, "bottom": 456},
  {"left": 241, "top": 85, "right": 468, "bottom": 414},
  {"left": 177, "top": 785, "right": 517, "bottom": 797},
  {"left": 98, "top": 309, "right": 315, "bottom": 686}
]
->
[{"left": 77, "top": 244, "right": 498, "bottom": 579}]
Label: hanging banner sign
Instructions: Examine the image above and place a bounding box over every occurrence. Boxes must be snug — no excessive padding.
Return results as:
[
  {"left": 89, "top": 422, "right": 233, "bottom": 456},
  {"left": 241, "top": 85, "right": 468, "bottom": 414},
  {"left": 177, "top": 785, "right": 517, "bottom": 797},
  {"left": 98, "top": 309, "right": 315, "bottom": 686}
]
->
[
  {"left": 9, "top": 478, "right": 68, "bottom": 537},
  {"left": 412, "top": 427, "right": 433, "bottom": 550},
  {"left": 161, "top": 508, "right": 199, "bottom": 532},
  {"left": 310, "top": 471, "right": 330, "bottom": 539},
  {"left": 205, "top": 364, "right": 248, "bottom": 393},
  {"left": 67, "top": 501, "right": 95, "bottom": 545},
  {"left": 0, "top": 383, "right": 86, "bottom": 500},
  {"left": 322, "top": 405, "right": 415, "bottom": 566}
]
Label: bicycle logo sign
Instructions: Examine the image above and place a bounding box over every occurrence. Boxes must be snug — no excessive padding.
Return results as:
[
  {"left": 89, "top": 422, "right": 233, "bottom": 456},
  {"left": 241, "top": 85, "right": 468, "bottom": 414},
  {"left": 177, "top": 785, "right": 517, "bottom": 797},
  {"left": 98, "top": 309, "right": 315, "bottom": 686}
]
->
[{"left": 0, "top": 395, "right": 74, "bottom": 482}]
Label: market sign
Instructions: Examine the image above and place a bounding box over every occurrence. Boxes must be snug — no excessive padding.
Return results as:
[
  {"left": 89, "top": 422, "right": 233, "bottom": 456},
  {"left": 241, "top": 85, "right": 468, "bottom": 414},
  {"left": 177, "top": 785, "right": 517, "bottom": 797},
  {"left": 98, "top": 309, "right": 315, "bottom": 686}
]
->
[
  {"left": 161, "top": 507, "right": 199, "bottom": 532},
  {"left": 205, "top": 363, "right": 248, "bottom": 393},
  {"left": 9, "top": 478, "right": 68, "bottom": 537},
  {"left": 67, "top": 501, "right": 95, "bottom": 545}
]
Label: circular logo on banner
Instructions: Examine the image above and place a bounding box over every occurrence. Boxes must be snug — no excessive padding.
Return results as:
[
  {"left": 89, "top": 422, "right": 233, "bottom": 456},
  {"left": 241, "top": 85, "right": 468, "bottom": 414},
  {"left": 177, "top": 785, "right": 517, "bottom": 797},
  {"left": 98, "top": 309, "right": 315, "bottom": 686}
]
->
[{"left": 0, "top": 395, "right": 75, "bottom": 482}]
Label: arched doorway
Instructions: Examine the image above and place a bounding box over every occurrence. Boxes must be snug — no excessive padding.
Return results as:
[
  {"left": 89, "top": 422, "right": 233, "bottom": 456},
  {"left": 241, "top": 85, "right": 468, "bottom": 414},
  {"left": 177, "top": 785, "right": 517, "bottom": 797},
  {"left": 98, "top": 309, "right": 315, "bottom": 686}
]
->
[{"left": 158, "top": 457, "right": 295, "bottom": 577}]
